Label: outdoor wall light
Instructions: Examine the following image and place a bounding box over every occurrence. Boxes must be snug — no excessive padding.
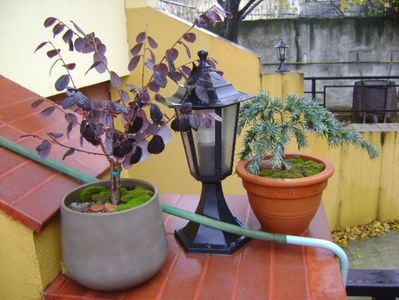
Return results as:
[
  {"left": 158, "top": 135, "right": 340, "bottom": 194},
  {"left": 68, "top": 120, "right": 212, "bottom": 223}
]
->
[
  {"left": 167, "top": 50, "right": 253, "bottom": 254},
  {"left": 275, "top": 39, "right": 288, "bottom": 73}
]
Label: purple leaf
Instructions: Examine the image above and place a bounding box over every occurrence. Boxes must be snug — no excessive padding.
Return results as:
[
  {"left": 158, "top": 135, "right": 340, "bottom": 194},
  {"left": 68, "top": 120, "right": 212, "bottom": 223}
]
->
[
  {"left": 145, "top": 58, "right": 155, "bottom": 70},
  {"left": 75, "top": 36, "right": 95, "bottom": 54},
  {"left": 122, "top": 152, "right": 134, "bottom": 169},
  {"left": 130, "top": 43, "right": 143, "bottom": 56},
  {"left": 154, "top": 63, "right": 168, "bottom": 76},
  {"left": 154, "top": 94, "right": 166, "bottom": 104},
  {"left": 150, "top": 104, "right": 163, "bottom": 123},
  {"left": 68, "top": 39, "right": 74, "bottom": 51},
  {"left": 40, "top": 106, "right": 56, "bottom": 117},
  {"left": 168, "top": 71, "right": 183, "bottom": 83},
  {"left": 180, "top": 42, "right": 191, "bottom": 58},
  {"left": 62, "top": 29, "right": 73, "bottom": 43},
  {"left": 74, "top": 37, "right": 84, "bottom": 52},
  {"left": 129, "top": 146, "right": 142, "bottom": 165},
  {"left": 93, "top": 53, "right": 107, "bottom": 73},
  {"left": 208, "top": 111, "right": 222, "bottom": 122},
  {"left": 62, "top": 91, "right": 91, "bottom": 110},
  {"left": 70, "top": 20, "right": 85, "bottom": 35},
  {"left": 110, "top": 71, "right": 122, "bottom": 88},
  {"left": 201, "top": 114, "right": 213, "bottom": 128},
  {"left": 66, "top": 122, "right": 74, "bottom": 139},
  {"left": 183, "top": 32, "right": 196, "bottom": 43},
  {"left": 120, "top": 90, "right": 130, "bottom": 103},
  {"left": 34, "top": 42, "right": 48, "bottom": 53},
  {"left": 128, "top": 117, "right": 144, "bottom": 134},
  {"left": 103, "top": 112, "right": 114, "bottom": 128},
  {"left": 36, "top": 140, "right": 51, "bottom": 159},
  {"left": 62, "top": 148, "right": 75, "bottom": 160},
  {"left": 63, "top": 63, "right": 76, "bottom": 70},
  {"left": 181, "top": 65, "right": 192, "bottom": 77},
  {"left": 156, "top": 126, "right": 172, "bottom": 144},
  {"left": 104, "top": 135, "right": 113, "bottom": 154},
  {"left": 179, "top": 102, "right": 192, "bottom": 114},
  {"left": 147, "top": 36, "right": 158, "bottom": 49},
  {"left": 137, "top": 110, "right": 150, "bottom": 131},
  {"left": 44, "top": 17, "right": 56, "bottom": 28},
  {"left": 137, "top": 141, "right": 149, "bottom": 163},
  {"left": 47, "top": 49, "right": 60, "bottom": 58},
  {"left": 65, "top": 113, "right": 78, "bottom": 124},
  {"left": 31, "top": 98, "right": 45, "bottom": 109},
  {"left": 97, "top": 43, "right": 106, "bottom": 56},
  {"left": 147, "top": 135, "right": 164, "bottom": 154},
  {"left": 189, "top": 114, "right": 201, "bottom": 130},
  {"left": 136, "top": 32, "right": 146, "bottom": 43},
  {"left": 85, "top": 61, "right": 101, "bottom": 75},
  {"left": 49, "top": 132, "right": 64, "bottom": 139},
  {"left": 148, "top": 81, "right": 160, "bottom": 93},
  {"left": 195, "top": 85, "right": 209, "bottom": 104},
  {"left": 152, "top": 72, "right": 167, "bottom": 88},
  {"left": 63, "top": 96, "right": 78, "bottom": 109},
  {"left": 128, "top": 56, "right": 140, "bottom": 72},
  {"left": 53, "top": 23, "right": 65, "bottom": 37},
  {"left": 55, "top": 74, "right": 70, "bottom": 91},
  {"left": 166, "top": 48, "right": 178, "bottom": 61}
]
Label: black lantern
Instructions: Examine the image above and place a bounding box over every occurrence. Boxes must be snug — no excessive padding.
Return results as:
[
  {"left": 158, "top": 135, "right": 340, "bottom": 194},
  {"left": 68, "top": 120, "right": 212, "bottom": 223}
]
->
[
  {"left": 275, "top": 39, "right": 288, "bottom": 73},
  {"left": 167, "top": 50, "right": 252, "bottom": 254}
]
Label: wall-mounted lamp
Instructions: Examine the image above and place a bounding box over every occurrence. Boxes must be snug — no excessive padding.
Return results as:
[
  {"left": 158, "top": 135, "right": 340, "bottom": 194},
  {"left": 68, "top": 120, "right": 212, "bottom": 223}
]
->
[{"left": 275, "top": 39, "right": 288, "bottom": 73}]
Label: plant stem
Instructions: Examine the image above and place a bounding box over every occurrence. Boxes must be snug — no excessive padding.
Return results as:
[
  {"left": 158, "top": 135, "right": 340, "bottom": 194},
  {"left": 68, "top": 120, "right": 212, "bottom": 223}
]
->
[
  {"left": 49, "top": 41, "right": 78, "bottom": 89},
  {"left": 110, "top": 161, "right": 122, "bottom": 205}
]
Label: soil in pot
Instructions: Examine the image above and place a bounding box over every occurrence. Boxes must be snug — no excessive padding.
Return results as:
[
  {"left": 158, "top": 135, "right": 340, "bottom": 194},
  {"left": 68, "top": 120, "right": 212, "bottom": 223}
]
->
[
  {"left": 69, "top": 185, "right": 154, "bottom": 213},
  {"left": 259, "top": 156, "right": 325, "bottom": 179}
]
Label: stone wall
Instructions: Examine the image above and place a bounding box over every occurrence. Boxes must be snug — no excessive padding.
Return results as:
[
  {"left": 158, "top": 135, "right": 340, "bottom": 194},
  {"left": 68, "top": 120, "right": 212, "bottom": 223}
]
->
[{"left": 238, "top": 17, "right": 399, "bottom": 107}]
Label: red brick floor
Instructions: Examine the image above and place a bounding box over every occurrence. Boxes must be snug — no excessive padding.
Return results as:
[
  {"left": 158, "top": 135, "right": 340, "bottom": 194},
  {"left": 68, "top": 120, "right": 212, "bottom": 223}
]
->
[
  {"left": 0, "top": 75, "right": 108, "bottom": 232},
  {"left": 44, "top": 194, "right": 346, "bottom": 299}
]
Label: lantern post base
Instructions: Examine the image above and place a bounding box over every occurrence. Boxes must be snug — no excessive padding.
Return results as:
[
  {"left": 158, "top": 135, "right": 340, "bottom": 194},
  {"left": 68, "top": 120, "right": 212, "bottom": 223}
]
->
[{"left": 174, "top": 182, "right": 250, "bottom": 254}]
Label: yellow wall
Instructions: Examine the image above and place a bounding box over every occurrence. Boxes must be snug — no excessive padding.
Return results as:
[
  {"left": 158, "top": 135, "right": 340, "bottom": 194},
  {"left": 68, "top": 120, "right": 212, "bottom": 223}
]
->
[
  {"left": 0, "top": 0, "right": 129, "bottom": 97},
  {"left": 0, "top": 212, "right": 61, "bottom": 300},
  {"left": 261, "top": 72, "right": 304, "bottom": 98},
  {"left": 124, "top": 7, "right": 261, "bottom": 195}
]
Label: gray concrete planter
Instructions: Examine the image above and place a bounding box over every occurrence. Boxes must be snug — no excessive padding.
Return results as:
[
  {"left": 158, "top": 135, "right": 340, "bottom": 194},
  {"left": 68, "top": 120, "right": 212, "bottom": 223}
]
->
[{"left": 61, "top": 179, "right": 168, "bottom": 291}]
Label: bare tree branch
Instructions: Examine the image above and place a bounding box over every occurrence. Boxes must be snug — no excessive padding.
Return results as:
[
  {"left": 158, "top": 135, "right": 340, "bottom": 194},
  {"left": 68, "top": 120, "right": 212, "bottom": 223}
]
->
[{"left": 240, "top": 0, "right": 264, "bottom": 21}]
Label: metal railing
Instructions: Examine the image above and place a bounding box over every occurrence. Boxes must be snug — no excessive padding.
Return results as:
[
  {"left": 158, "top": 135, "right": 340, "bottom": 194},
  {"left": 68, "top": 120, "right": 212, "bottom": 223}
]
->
[{"left": 304, "top": 76, "right": 399, "bottom": 123}]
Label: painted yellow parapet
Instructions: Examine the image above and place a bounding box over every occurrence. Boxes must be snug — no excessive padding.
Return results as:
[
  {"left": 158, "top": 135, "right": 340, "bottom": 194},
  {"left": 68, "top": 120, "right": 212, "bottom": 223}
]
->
[
  {"left": 0, "top": 212, "right": 61, "bottom": 300},
  {"left": 321, "top": 126, "right": 399, "bottom": 229},
  {"left": 261, "top": 72, "right": 304, "bottom": 98}
]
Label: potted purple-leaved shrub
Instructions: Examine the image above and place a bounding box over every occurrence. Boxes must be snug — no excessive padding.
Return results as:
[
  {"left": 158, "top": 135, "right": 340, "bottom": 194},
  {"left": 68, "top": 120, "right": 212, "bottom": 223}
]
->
[{"left": 29, "top": 5, "right": 231, "bottom": 291}]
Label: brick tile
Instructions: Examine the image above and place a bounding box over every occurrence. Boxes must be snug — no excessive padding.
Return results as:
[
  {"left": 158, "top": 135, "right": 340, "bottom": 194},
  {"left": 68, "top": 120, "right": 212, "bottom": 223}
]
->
[{"left": 11, "top": 174, "right": 79, "bottom": 232}]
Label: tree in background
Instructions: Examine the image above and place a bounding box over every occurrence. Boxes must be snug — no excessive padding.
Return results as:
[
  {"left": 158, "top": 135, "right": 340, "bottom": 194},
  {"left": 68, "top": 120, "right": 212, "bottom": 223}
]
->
[
  {"left": 347, "top": 0, "right": 399, "bottom": 19},
  {"left": 216, "top": 0, "right": 264, "bottom": 42}
]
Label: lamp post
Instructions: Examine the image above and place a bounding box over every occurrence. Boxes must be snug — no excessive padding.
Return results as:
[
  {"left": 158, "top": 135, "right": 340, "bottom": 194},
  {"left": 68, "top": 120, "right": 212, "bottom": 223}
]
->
[
  {"left": 275, "top": 39, "right": 288, "bottom": 73},
  {"left": 167, "top": 50, "right": 252, "bottom": 254}
]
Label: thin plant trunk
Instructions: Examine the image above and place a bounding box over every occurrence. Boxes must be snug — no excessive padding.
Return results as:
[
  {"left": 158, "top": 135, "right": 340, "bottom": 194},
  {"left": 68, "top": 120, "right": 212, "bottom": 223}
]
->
[{"left": 110, "top": 161, "right": 122, "bottom": 205}]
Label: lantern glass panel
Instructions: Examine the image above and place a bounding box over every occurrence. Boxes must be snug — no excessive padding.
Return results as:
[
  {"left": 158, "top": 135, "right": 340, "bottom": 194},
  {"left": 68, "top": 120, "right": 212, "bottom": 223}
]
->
[
  {"left": 221, "top": 104, "right": 238, "bottom": 174},
  {"left": 192, "top": 109, "right": 216, "bottom": 176},
  {"left": 181, "top": 131, "right": 196, "bottom": 176}
]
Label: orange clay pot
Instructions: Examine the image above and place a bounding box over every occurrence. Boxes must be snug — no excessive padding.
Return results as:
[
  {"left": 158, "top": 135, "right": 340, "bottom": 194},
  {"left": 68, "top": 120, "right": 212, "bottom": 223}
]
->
[{"left": 236, "top": 153, "right": 334, "bottom": 235}]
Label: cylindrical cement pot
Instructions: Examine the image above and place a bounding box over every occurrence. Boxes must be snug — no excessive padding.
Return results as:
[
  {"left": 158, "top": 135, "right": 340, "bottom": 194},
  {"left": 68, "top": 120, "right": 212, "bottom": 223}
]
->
[
  {"left": 61, "top": 179, "right": 168, "bottom": 291},
  {"left": 236, "top": 153, "right": 334, "bottom": 235}
]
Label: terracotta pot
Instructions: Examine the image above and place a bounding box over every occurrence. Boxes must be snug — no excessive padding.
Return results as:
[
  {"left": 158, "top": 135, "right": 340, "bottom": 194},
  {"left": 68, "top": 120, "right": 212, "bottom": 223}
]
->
[
  {"left": 236, "top": 153, "right": 334, "bottom": 235},
  {"left": 61, "top": 179, "right": 168, "bottom": 291}
]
